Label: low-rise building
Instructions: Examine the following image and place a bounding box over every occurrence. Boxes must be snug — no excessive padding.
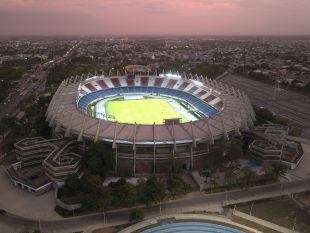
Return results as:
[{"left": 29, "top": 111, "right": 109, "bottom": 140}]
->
[
  {"left": 245, "top": 124, "right": 304, "bottom": 169},
  {"left": 7, "top": 138, "right": 83, "bottom": 195}
]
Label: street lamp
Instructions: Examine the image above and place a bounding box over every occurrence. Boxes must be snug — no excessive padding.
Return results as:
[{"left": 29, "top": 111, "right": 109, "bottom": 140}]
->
[
  {"left": 249, "top": 203, "right": 254, "bottom": 216},
  {"left": 292, "top": 217, "right": 297, "bottom": 231},
  {"left": 38, "top": 218, "right": 42, "bottom": 232},
  {"left": 102, "top": 207, "right": 106, "bottom": 224}
]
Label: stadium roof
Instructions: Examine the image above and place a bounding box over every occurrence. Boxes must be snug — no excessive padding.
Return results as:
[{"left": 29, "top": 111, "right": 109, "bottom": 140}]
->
[{"left": 46, "top": 74, "right": 255, "bottom": 146}]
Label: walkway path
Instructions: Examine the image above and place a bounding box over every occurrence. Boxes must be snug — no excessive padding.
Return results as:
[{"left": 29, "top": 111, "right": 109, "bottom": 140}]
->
[{"left": 1, "top": 177, "right": 310, "bottom": 232}]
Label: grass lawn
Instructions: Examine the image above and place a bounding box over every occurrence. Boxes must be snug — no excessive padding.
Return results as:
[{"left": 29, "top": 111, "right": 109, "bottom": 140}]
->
[
  {"left": 105, "top": 98, "right": 188, "bottom": 125},
  {"left": 235, "top": 197, "right": 310, "bottom": 233}
]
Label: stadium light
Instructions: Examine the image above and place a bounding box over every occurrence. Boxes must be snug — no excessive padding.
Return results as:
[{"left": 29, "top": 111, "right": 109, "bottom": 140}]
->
[
  {"left": 85, "top": 76, "right": 98, "bottom": 81},
  {"left": 192, "top": 80, "right": 203, "bottom": 86},
  {"left": 159, "top": 73, "right": 182, "bottom": 79}
]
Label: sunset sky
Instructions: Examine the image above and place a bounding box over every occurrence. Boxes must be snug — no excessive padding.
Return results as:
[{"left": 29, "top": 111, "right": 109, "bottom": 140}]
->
[{"left": 1, "top": 0, "right": 310, "bottom": 36}]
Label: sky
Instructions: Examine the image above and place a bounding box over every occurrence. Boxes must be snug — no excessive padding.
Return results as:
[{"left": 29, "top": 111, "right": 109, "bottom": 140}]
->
[{"left": 0, "top": 0, "right": 310, "bottom": 36}]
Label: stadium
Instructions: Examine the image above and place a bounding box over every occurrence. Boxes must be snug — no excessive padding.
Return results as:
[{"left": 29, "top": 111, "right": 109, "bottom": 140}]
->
[{"left": 46, "top": 66, "right": 255, "bottom": 174}]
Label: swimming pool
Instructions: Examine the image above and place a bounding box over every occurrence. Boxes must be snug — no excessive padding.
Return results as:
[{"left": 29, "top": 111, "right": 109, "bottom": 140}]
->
[{"left": 141, "top": 221, "right": 246, "bottom": 233}]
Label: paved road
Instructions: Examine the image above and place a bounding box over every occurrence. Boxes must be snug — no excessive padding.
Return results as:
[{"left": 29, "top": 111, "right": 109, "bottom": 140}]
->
[
  {"left": 1, "top": 177, "right": 310, "bottom": 233},
  {"left": 0, "top": 42, "right": 80, "bottom": 119},
  {"left": 221, "top": 74, "right": 310, "bottom": 129},
  {"left": 0, "top": 70, "right": 49, "bottom": 119}
]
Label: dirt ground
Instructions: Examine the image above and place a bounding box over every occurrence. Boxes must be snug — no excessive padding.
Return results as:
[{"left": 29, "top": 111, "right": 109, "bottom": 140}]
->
[{"left": 92, "top": 226, "right": 119, "bottom": 233}]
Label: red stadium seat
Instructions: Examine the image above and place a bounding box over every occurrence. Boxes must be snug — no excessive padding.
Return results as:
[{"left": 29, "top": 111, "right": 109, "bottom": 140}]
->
[
  {"left": 85, "top": 83, "right": 96, "bottom": 92},
  {"left": 110, "top": 78, "right": 121, "bottom": 87},
  {"left": 178, "top": 82, "right": 189, "bottom": 91},
  {"left": 140, "top": 77, "right": 149, "bottom": 87},
  {"left": 187, "top": 86, "right": 198, "bottom": 94},
  {"left": 97, "top": 80, "right": 107, "bottom": 89},
  {"left": 204, "top": 95, "right": 216, "bottom": 103},
  {"left": 166, "top": 79, "right": 177, "bottom": 89},
  {"left": 154, "top": 78, "right": 163, "bottom": 87},
  {"left": 196, "top": 90, "right": 207, "bottom": 98},
  {"left": 126, "top": 79, "right": 134, "bottom": 87}
]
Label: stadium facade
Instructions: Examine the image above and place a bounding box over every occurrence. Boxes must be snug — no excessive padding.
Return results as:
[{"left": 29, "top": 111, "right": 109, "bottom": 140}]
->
[{"left": 46, "top": 69, "right": 255, "bottom": 174}]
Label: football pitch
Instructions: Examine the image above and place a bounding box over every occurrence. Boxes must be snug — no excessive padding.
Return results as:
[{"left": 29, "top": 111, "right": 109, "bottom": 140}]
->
[{"left": 105, "top": 98, "right": 188, "bottom": 125}]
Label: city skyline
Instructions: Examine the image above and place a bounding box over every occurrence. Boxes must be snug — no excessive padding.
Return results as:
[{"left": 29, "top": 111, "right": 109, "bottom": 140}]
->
[{"left": 1, "top": 0, "right": 310, "bottom": 36}]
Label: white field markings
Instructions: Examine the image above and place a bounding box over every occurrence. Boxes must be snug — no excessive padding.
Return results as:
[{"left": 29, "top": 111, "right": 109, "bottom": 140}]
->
[
  {"left": 95, "top": 95, "right": 199, "bottom": 123},
  {"left": 165, "top": 97, "right": 198, "bottom": 122}
]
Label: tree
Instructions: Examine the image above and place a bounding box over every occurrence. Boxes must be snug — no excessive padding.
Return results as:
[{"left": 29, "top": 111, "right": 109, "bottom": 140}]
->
[
  {"left": 109, "top": 178, "right": 137, "bottom": 208},
  {"left": 204, "top": 141, "right": 226, "bottom": 174},
  {"left": 81, "top": 186, "right": 112, "bottom": 212},
  {"left": 254, "top": 106, "right": 287, "bottom": 125},
  {"left": 86, "top": 154, "right": 104, "bottom": 177},
  {"left": 80, "top": 174, "right": 102, "bottom": 194},
  {"left": 129, "top": 208, "right": 144, "bottom": 223},
  {"left": 100, "top": 186, "right": 113, "bottom": 210},
  {"left": 254, "top": 107, "right": 274, "bottom": 124},
  {"left": 226, "top": 139, "right": 243, "bottom": 162},
  {"left": 305, "top": 83, "right": 310, "bottom": 94},
  {"left": 167, "top": 173, "right": 191, "bottom": 196},
  {"left": 33, "top": 230, "right": 42, "bottom": 233},
  {"left": 274, "top": 164, "right": 287, "bottom": 176},
  {"left": 261, "top": 163, "right": 277, "bottom": 181},
  {"left": 85, "top": 141, "right": 115, "bottom": 178},
  {"left": 224, "top": 169, "right": 237, "bottom": 186},
  {"left": 0, "top": 117, "right": 17, "bottom": 134},
  {"left": 81, "top": 192, "right": 104, "bottom": 212},
  {"left": 62, "top": 174, "right": 81, "bottom": 196},
  {"left": 136, "top": 179, "right": 146, "bottom": 203},
  {"left": 144, "top": 177, "right": 165, "bottom": 205},
  {"left": 240, "top": 167, "right": 258, "bottom": 188},
  {"left": 190, "top": 63, "right": 226, "bottom": 79}
]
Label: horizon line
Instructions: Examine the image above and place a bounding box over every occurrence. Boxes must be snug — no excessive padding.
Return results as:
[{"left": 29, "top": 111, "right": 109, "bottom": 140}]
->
[{"left": 1, "top": 33, "right": 310, "bottom": 38}]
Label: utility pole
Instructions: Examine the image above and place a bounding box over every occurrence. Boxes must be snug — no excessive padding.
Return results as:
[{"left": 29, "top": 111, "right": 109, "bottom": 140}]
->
[
  {"left": 249, "top": 203, "right": 254, "bottom": 216},
  {"left": 225, "top": 189, "right": 228, "bottom": 204},
  {"left": 280, "top": 182, "right": 283, "bottom": 194},
  {"left": 292, "top": 217, "right": 297, "bottom": 231},
  {"left": 159, "top": 200, "right": 162, "bottom": 215},
  {"left": 103, "top": 207, "right": 106, "bottom": 224},
  {"left": 38, "top": 218, "right": 42, "bottom": 232}
]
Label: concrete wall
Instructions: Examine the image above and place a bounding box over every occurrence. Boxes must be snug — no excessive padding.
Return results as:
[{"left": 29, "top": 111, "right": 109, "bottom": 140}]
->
[{"left": 54, "top": 188, "right": 81, "bottom": 211}]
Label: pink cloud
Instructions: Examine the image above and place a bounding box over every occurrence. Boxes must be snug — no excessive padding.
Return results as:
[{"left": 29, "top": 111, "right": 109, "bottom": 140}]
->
[{"left": 0, "top": 0, "right": 310, "bottom": 35}]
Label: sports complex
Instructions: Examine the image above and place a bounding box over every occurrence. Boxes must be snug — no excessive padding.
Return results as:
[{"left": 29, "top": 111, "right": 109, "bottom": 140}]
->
[{"left": 46, "top": 65, "right": 255, "bottom": 174}]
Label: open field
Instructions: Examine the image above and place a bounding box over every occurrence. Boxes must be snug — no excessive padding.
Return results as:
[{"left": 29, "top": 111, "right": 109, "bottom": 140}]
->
[
  {"left": 105, "top": 98, "right": 188, "bottom": 125},
  {"left": 235, "top": 197, "right": 310, "bottom": 232}
]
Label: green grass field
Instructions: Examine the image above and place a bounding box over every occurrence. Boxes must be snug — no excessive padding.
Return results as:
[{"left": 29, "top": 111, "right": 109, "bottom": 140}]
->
[{"left": 105, "top": 98, "right": 188, "bottom": 125}]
